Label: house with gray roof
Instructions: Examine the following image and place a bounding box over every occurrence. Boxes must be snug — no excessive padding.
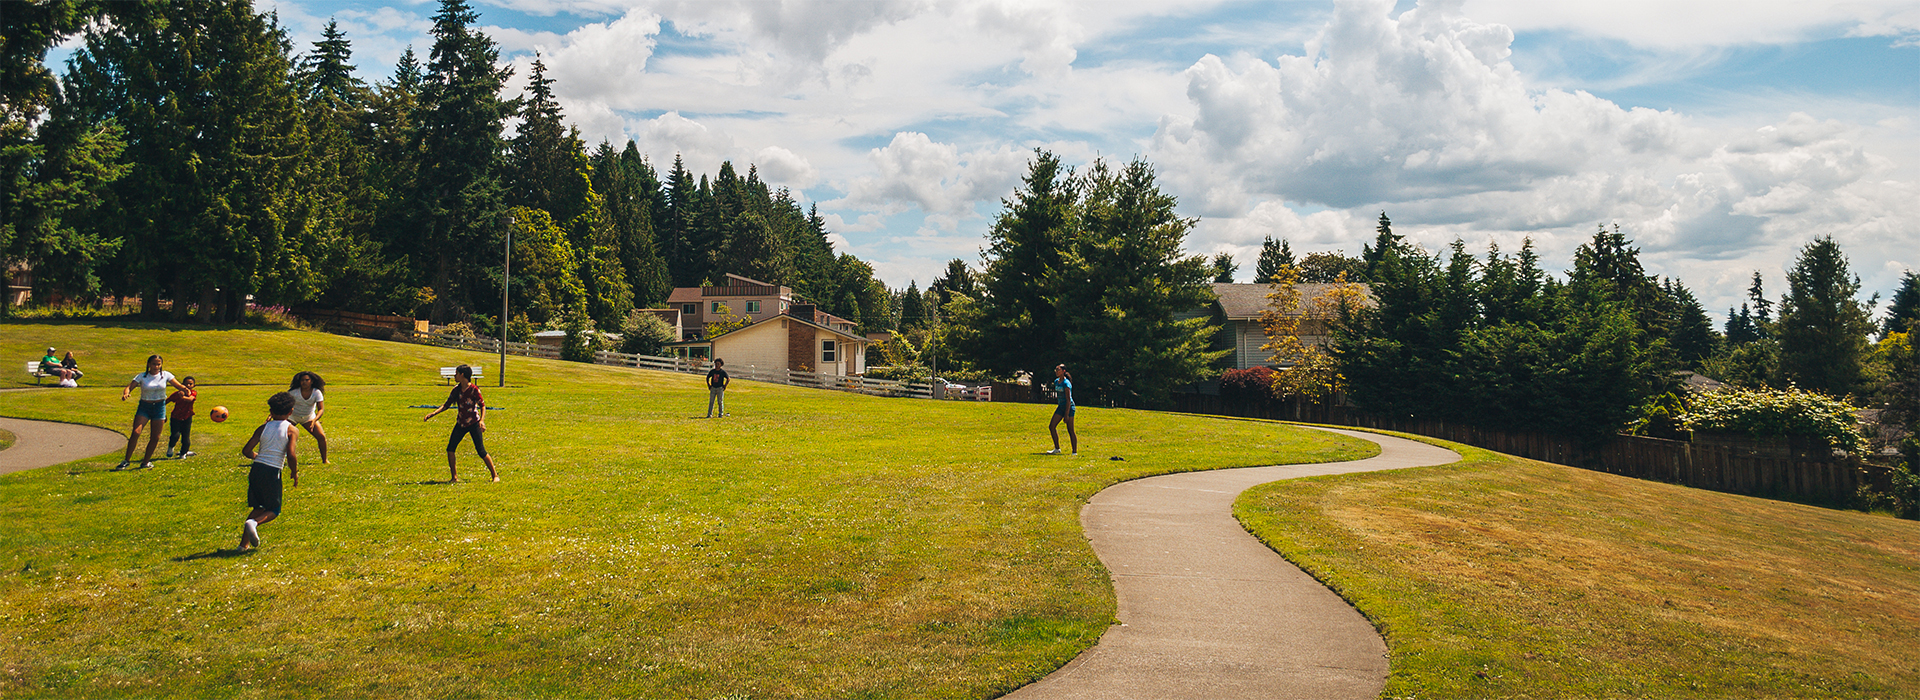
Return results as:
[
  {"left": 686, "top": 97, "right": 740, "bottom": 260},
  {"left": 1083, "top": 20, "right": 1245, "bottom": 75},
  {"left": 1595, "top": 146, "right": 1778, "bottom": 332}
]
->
[{"left": 1186, "top": 282, "right": 1373, "bottom": 370}]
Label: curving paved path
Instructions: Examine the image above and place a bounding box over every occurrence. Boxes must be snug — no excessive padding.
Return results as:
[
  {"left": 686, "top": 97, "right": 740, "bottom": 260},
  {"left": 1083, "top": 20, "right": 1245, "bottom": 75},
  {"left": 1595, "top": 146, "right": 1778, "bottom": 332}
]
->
[
  {"left": 0, "top": 416, "right": 128, "bottom": 476},
  {"left": 1006, "top": 426, "right": 1459, "bottom": 700}
]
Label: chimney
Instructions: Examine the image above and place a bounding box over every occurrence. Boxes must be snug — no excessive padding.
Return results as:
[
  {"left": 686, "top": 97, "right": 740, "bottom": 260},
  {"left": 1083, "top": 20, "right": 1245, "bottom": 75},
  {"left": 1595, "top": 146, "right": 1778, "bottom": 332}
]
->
[{"left": 788, "top": 303, "right": 816, "bottom": 321}]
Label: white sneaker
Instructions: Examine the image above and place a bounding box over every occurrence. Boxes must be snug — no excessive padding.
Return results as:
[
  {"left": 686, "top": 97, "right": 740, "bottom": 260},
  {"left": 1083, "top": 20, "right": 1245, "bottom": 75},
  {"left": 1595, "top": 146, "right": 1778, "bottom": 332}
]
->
[
  {"left": 1045, "top": 448, "right": 1061, "bottom": 455},
  {"left": 182, "top": 451, "right": 196, "bottom": 458},
  {"left": 243, "top": 520, "right": 260, "bottom": 547},
  {"left": 113, "top": 460, "right": 129, "bottom": 470}
]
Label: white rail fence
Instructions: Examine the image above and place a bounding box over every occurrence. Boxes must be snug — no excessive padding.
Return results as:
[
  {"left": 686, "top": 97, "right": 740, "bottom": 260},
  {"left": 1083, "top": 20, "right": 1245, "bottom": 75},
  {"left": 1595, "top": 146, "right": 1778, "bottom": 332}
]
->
[{"left": 391, "top": 329, "right": 973, "bottom": 400}]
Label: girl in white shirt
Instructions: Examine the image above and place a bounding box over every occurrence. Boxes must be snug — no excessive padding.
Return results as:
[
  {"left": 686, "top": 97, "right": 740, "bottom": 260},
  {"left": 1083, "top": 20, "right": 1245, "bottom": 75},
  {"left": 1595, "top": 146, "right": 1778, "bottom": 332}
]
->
[
  {"left": 118, "top": 354, "right": 189, "bottom": 469},
  {"left": 288, "top": 371, "right": 330, "bottom": 464}
]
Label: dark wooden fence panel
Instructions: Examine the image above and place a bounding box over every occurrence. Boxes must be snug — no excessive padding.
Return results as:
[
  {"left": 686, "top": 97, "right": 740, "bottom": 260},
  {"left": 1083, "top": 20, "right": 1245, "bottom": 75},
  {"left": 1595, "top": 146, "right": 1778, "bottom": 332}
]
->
[{"left": 1168, "top": 393, "right": 1889, "bottom": 506}]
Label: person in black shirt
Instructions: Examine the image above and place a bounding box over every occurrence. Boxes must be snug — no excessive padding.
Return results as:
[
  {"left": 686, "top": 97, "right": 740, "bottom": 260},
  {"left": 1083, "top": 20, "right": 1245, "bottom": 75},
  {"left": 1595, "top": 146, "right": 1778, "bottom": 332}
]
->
[{"left": 706, "top": 358, "right": 730, "bottom": 418}]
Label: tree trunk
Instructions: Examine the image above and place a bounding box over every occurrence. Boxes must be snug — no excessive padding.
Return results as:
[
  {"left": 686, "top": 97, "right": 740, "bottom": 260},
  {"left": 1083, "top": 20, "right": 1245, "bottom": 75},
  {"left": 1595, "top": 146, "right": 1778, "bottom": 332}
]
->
[
  {"left": 431, "top": 251, "right": 451, "bottom": 325},
  {"left": 195, "top": 283, "right": 215, "bottom": 324},
  {"left": 142, "top": 286, "right": 159, "bottom": 318}
]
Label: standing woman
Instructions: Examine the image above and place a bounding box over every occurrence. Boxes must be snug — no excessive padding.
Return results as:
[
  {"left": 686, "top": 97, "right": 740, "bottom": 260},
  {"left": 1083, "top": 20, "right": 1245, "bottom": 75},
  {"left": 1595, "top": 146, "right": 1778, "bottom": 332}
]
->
[
  {"left": 288, "top": 371, "right": 330, "bottom": 464},
  {"left": 119, "top": 354, "right": 188, "bottom": 469},
  {"left": 1047, "top": 364, "right": 1078, "bottom": 455}
]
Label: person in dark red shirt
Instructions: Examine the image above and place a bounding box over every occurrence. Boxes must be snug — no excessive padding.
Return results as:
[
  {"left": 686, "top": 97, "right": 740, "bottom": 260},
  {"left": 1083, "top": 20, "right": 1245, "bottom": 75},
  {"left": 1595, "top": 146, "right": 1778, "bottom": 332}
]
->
[
  {"left": 165, "top": 376, "right": 198, "bottom": 458},
  {"left": 422, "top": 364, "right": 499, "bottom": 483}
]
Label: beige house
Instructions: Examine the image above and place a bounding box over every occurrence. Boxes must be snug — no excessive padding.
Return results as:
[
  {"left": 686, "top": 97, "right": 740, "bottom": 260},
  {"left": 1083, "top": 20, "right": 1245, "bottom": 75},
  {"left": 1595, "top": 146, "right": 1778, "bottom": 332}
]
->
[
  {"left": 665, "top": 273, "right": 857, "bottom": 341},
  {"left": 671, "top": 303, "right": 870, "bottom": 376},
  {"left": 1194, "top": 283, "right": 1371, "bottom": 369}
]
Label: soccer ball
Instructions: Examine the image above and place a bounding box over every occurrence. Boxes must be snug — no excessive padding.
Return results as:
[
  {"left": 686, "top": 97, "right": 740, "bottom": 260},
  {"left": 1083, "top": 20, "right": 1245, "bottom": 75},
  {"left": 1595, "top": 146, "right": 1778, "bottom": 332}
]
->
[{"left": 210, "top": 406, "right": 229, "bottom": 423}]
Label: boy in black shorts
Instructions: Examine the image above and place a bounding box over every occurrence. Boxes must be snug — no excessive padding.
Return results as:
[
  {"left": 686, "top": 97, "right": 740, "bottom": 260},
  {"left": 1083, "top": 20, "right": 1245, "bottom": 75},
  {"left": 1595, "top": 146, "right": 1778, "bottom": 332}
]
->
[{"left": 238, "top": 392, "right": 300, "bottom": 550}]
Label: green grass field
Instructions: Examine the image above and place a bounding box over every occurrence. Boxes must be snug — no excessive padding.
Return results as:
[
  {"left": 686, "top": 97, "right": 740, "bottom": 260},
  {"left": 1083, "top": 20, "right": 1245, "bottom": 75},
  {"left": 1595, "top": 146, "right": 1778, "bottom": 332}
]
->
[
  {"left": 0, "top": 320, "right": 1373, "bottom": 699},
  {"left": 1238, "top": 437, "right": 1920, "bottom": 699}
]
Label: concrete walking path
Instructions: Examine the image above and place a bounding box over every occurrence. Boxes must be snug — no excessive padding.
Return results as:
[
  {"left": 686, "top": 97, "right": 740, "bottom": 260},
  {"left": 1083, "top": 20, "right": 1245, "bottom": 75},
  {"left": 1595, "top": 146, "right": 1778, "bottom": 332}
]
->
[
  {"left": 0, "top": 415, "right": 128, "bottom": 476},
  {"left": 1005, "top": 426, "right": 1460, "bottom": 700}
]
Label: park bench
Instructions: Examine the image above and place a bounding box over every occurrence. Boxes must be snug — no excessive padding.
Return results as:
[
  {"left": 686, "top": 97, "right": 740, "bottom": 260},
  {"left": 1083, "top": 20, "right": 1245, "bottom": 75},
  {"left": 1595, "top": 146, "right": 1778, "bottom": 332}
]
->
[
  {"left": 25, "top": 361, "right": 49, "bottom": 385},
  {"left": 439, "top": 366, "right": 484, "bottom": 384}
]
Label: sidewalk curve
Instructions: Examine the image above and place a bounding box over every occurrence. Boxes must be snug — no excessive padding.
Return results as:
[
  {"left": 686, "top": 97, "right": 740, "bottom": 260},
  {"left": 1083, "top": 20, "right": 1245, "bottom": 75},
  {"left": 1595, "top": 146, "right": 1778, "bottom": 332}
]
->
[
  {"left": 0, "top": 416, "right": 127, "bottom": 477},
  {"left": 1005, "top": 426, "right": 1459, "bottom": 700}
]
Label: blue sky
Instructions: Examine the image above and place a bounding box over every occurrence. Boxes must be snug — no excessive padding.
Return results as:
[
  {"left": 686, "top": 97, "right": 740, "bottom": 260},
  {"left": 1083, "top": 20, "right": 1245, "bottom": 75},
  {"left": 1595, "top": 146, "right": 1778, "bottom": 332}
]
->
[{"left": 63, "top": 0, "right": 1920, "bottom": 318}]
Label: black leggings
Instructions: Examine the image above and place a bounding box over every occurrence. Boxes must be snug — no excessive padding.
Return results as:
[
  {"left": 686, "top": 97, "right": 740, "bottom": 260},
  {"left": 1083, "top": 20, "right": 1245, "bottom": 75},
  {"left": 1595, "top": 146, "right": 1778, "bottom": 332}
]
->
[
  {"left": 167, "top": 418, "right": 192, "bottom": 453},
  {"left": 448, "top": 423, "right": 488, "bottom": 457}
]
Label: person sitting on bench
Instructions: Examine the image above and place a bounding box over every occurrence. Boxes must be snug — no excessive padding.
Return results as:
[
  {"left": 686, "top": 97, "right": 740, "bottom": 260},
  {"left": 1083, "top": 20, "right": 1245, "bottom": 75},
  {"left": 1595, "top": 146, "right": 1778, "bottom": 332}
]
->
[{"left": 41, "top": 347, "right": 82, "bottom": 384}]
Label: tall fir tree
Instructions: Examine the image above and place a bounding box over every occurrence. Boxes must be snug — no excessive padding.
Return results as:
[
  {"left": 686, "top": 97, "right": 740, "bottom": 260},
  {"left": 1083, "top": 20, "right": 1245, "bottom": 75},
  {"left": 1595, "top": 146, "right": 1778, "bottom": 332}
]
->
[
  {"left": 1209, "top": 252, "right": 1238, "bottom": 283},
  {"left": 507, "top": 57, "right": 628, "bottom": 327},
  {"left": 1884, "top": 270, "right": 1919, "bottom": 337},
  {"left": 1778, "top": 236, "right": 1875, "bottom": 396},
  {"left": 1254, "top": 236, "right": 1294, "bottom": 283},
  {"left": 898, "top": 280, "right": 929, "bottom": 331},
  {"left": 1360, "top": 211, "right": 1403, "bottom": 280},
  {"left": 929, "top": 258, "right": 977, "bottom": 311},
  {"left": 948, "top": 149, "right": 1076, "bottom": 379},
  {"left": 1055, "top": 158, "right": 1224, "bottom": 407},
  {"left": 414, "top": 0, "right": 512, "bottom": 323},
  {"left": 64, "top": 0, "right": 307, "bottom": 321}
]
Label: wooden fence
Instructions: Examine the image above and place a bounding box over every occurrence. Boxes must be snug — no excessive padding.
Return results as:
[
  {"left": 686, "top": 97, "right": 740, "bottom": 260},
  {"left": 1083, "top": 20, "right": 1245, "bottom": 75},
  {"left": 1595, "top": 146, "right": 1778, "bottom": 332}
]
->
[
  {"left": 1169, "top": 393, "right": 1893, "bottom": 506},
  {"left": 377, "top": 329, "right": 938, "bottom": 399}
]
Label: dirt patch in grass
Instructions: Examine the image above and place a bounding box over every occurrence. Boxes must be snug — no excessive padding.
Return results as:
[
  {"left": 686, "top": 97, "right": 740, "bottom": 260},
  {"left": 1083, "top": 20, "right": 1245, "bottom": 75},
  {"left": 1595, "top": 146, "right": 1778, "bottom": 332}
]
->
[
  {"left": 0, "top": 427, "right": 13, "bottom": 452},
  {"left": 1237, "top": 437, "right": 1920, "bottom": 699}
]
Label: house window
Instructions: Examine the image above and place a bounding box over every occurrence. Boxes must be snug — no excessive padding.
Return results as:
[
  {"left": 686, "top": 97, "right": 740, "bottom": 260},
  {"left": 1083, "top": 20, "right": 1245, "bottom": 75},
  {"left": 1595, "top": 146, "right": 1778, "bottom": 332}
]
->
[
  {"left": 821, "top": 340, "right": 837, "bottom": 363},
  {"left": 711, "top": 301, "right": 725, "bottom": 314},
  {"left": 745, "top": 301, "right": 761, "bottom": 314},
  {"left": 682, "top": 303, "right": 697, "bottom": 316},
  {"left": 781, "top": 301, "right": 789, "bottom": 312}
]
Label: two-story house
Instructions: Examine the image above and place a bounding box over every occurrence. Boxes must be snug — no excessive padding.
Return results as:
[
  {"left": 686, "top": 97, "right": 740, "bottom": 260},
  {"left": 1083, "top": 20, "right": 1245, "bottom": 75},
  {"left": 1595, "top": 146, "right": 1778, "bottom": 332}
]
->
[{"left": 661, "top": 273, "right": 858, "bottom": 340}]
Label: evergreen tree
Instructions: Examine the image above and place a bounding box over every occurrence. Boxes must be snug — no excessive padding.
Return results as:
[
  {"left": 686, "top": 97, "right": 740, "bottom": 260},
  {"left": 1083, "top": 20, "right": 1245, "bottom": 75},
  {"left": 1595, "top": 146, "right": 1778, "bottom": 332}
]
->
[
  {"left": 1725, "top": 304, "right": 1760, "bottom": 345},
  {"left": 414, "top": 0, "right": 513, "bottom": 323},
  {"left": 64, "top": 0, "right": 308, "bottom": 321},
  {"left": 1778, "top": 236, "right": 1875, "bottom": 396},
  {"left": 1664, "top": 279, "right": 1720, "bottom": 369},
  {"left": 948, "top": 149, "right": 1076, "bottom": 379},
  {"left": 590, "top": 140, "right": 670, "bottom": 308},
  {"left": 1360, "top": 211, "right": 1403, "bottom": 280},
  {"left": 1884, "top": 270, "right": 1919, "bottom": 337},
  {"left": 292, "top": 20, "right": 400, "bottom": 315},
  {"left": 1209, "top": 252, "right": 1237, "bottom": 283},
  {"left": 1254, "top": 236, "right": 1294, "bottom": 283},
  {"left": 507, "top": 57, "right": 628, "bottom": 328},
  {"left": 1750, "top": 271, "right": 1774, "bottom": 326},
  {"left": 1055, "top": 158, "right": 1224, "bottom": 407},
  {"left": 898, "top": 280, "right": 929, "bottom": 331},
  {"left": 929, "top": 258, "right": 977, "bottom": 310}
]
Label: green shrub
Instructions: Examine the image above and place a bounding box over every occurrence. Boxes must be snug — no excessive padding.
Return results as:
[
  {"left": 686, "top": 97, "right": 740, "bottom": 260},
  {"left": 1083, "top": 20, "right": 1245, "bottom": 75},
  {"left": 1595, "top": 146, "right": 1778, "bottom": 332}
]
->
[
  {"left": 620, "top": 311, "right": 676, "bottom": 356},
  {"left": 1679, "top": 386, "right": 1864, "bottom": 452},
  {"left": 561, "top": 310, "right": 593, "bottom": 362}
]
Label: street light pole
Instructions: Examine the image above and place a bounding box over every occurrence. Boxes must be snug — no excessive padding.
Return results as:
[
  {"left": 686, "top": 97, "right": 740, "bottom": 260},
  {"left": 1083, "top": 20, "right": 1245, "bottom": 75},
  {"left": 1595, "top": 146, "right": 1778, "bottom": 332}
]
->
[{"left": 501, "top": 213, "right": 512, "bottom": 388}]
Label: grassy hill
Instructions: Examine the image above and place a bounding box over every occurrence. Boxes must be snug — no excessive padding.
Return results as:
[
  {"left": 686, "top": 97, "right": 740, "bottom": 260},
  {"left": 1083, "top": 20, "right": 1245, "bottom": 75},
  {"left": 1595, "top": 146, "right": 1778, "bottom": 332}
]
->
[
  {"left": 0, "top": 320, "right": 1372, "bottom": 699},
  {"left": 1238, "top": 438, "right": 1920, "bottom": 699}
]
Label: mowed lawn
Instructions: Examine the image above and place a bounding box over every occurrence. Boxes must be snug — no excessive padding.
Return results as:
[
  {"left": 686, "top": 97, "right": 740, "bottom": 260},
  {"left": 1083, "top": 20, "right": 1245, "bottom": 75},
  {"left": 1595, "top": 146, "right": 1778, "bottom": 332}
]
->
[
  {"left": 0, "top": 320, "right": 1373, "bottom": 699},
  {"left": 1238, "top": 437, "right": 1920, "bottom": 699}
]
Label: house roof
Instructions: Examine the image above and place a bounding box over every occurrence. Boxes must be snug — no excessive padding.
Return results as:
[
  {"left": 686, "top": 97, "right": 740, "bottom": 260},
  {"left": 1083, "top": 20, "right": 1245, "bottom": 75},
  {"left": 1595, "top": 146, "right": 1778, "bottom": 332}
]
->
[
  {"left": 1210, "top": 282, "right": 1373, "bottom": 320},
  {"left": 666, "top": 287, "right": 704, "bottom": 304},
  {"left": 705, "top": 312, "right": 871, "bottom": 345}
]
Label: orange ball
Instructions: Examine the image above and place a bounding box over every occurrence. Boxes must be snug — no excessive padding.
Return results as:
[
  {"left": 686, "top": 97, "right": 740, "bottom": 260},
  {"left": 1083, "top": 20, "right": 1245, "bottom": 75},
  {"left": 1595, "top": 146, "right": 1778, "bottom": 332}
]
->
[{"left": 209, "top": 406, "right": 229, "bottom": 423}]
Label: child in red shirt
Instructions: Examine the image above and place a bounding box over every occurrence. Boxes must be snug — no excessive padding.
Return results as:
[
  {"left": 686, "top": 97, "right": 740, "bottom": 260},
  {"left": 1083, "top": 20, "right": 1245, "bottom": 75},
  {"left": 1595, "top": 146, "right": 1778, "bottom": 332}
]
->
[{"left": 166, "top": 376, "right": 198, "bottom": 458}]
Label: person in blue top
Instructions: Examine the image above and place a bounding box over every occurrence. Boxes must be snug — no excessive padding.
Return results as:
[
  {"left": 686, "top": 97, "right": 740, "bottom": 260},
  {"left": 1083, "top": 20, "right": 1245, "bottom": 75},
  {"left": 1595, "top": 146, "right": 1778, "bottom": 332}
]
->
[{"left": 1047, "top": 364, "right": 1077, "bottom": 455}]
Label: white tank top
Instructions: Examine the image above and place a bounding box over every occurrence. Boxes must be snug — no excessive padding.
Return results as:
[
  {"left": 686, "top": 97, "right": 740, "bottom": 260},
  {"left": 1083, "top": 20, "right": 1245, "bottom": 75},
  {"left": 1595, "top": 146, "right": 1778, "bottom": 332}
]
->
[{"left": 255, "top": 419, "right": 292, "bottom": 469}]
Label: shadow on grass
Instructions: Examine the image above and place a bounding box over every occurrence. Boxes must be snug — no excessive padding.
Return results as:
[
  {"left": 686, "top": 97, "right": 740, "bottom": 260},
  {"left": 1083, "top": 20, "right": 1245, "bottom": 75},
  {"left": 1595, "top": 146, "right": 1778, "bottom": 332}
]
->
[
  {"left": 0, "top": 316, "right": 303, "bottom": 332},
  {"left": 400, "top": 480, "right": 455, "bottom": 485},
  {"left": 173, "top": 548, "right": 252, "bottom": 562}
]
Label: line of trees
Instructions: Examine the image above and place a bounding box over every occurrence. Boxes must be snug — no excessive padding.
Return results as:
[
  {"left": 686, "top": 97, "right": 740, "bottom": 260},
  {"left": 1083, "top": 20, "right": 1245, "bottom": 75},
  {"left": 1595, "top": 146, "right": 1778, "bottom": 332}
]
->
[{"left": 0, "top": 0, "right": 894, "bottom": 334}]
